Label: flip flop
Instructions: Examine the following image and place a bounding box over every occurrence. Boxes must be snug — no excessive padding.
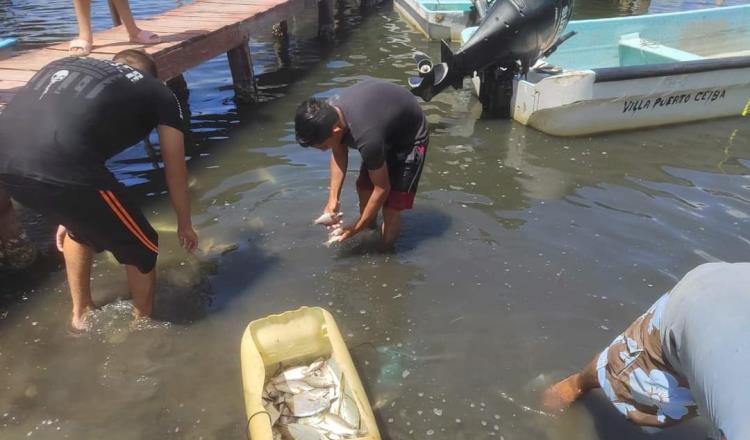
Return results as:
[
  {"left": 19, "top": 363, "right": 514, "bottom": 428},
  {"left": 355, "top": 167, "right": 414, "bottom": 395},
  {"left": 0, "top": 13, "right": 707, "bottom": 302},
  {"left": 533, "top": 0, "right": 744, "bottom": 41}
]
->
[
  {"left": 68, "top": 38, "right": 92, "bottom": 57},
  {"left": 129, "top": 30, "right": 161, "bottom": 45}
]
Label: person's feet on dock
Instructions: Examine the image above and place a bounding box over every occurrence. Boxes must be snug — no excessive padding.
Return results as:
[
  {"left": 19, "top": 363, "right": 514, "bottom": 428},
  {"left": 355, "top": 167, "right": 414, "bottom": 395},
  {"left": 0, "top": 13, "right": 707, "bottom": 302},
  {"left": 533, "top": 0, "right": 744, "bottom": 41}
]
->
[
  {"left": 69, "top": 38, "right": 92, "bottom": 57},
  {"left": 70, "top": 0, "right": 161, "bottom": 57},
  {"left": 128, "top": 29, "right": 161, "bottom": 45}
]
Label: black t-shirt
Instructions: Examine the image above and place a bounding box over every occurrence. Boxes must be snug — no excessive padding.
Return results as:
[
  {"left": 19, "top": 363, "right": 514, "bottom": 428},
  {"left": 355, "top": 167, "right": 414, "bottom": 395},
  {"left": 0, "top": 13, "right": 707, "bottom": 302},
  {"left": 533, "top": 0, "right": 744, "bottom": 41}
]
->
[
  {"left": 0, "top": 57, "right": 184, "bottom": 187},
  {"left": 331, "top": 79, "right": 428, "bottom": 171}
]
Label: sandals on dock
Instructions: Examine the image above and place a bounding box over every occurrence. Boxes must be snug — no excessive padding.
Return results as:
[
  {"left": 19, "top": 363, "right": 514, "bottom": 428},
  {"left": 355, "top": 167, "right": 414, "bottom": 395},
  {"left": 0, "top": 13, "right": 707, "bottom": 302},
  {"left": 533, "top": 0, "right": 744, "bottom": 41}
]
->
[
  {"left": 68, "top": 30, "right": 160, "bottom": 57},
  {"left": 68, "top": 38, "right": 92, "bottom": 57},
  {"left": 129, "top": 30, "right": 161, "bottom": 45}
]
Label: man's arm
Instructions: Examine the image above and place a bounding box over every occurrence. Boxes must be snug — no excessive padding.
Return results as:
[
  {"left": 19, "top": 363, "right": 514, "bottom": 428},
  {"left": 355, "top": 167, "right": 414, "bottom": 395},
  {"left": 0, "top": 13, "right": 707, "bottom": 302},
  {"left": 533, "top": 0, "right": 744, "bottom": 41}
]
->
[
  {"left": 326, "top": 143, "right": 348, "bottom": 213},
  {"left": 157, "top": 124, "right": 198, "bottom": 252},
  {"left": 340, "top": 164, "right": 390, "bottom": 240}
]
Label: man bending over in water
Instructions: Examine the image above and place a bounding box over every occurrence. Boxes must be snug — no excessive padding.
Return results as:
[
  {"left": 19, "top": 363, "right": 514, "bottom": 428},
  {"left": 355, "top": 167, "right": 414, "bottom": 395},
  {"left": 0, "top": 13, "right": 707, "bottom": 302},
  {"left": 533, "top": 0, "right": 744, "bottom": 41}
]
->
[
  {"left": 0, "top": 50, "right": 198, "bottom": 332},
  {"left": 295, "top": 79, "right": 429, "bottom": 250},
  {"left": 543, "top": 262, "right": 749, "bottom": 440}
]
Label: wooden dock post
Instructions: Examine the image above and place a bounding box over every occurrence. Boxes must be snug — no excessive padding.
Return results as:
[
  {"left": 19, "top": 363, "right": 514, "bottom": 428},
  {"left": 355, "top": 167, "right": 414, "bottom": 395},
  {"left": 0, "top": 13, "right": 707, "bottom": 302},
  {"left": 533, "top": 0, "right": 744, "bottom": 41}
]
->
[
  {"left": 273, "top": 20, "right": 290, "bottom": 68},
  {"left": 227, "top": 39, "right": 258, "bottom": 104},
  {"left": 318, "top": 0, "right": 335, "bottom": 42},
  {"left": 107, "top": 0, "right": 123, "bottom": 26}
]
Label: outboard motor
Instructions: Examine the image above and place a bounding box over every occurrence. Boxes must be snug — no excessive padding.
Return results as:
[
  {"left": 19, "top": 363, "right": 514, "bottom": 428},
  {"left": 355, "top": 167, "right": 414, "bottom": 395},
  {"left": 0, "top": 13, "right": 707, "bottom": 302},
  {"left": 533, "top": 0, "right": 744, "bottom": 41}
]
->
[{"left": 409, "top": 0, "right": 574, "bottom": 116}]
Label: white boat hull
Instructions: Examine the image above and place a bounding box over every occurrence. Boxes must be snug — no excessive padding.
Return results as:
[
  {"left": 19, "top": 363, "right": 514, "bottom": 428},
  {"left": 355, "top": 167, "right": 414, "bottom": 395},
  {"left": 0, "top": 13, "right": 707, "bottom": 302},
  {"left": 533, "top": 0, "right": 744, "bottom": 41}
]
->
[{"left": 514, "top": 66, "right": 750, "bottom": 136}]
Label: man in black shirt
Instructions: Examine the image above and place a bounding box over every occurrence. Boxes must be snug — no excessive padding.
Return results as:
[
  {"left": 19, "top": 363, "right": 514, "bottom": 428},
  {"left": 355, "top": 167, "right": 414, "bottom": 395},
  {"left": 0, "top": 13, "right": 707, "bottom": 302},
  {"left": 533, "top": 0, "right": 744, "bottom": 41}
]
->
[
  {"left": 0, "top": 50, "right": 198, "bottom": 332},
  {"left": 295, "top": 79, "right": 429, "bottom": 249}
]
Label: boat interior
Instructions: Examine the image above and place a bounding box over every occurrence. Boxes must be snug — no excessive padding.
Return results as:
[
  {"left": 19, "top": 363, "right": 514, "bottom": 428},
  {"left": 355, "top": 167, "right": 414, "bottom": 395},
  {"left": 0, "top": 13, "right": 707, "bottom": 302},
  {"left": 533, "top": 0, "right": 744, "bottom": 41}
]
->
[
  {"left": 461, "top": 4, "right": 750, "bottom": 70},
  {"left": 547, "top": 5, "right": 750, "bottom": 69}
]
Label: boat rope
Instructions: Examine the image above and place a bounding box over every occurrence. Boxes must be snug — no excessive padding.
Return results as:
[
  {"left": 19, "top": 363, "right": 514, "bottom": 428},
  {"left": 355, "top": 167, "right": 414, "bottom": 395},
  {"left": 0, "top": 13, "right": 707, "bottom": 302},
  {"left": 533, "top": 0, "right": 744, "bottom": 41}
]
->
[
  {"left": 246, "top": 410, "right": 272, "bottom": 440},
  {"left": 742, "top": 97, "right": 750, "bottom": 117}
]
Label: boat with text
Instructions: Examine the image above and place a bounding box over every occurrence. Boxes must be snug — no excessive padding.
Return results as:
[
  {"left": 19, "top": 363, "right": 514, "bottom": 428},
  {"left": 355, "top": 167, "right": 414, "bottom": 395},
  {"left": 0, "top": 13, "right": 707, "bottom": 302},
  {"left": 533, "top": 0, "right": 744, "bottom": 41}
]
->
[{"left": 409, "top": 1, "right": 750, "bottom": 136}]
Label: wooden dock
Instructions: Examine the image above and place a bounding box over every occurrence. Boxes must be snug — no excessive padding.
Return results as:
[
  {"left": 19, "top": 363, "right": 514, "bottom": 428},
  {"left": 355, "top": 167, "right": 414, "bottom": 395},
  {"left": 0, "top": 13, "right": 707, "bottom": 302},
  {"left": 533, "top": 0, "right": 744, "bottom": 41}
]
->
[{"left": 0, "top": 0, "right": 318, "bottom": 110}]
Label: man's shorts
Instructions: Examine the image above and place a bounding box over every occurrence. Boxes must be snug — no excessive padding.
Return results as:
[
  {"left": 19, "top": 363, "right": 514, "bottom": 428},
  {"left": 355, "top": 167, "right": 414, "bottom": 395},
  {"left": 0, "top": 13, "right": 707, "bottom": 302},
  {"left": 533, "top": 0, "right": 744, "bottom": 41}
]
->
[
  {"left": 596, "top": 293, "right": 698, "bottom": 429},
  {"left": 0, "top": 175, "right": 158, "bottom": 273},
  {"left": 356, "top": 140, "right": 428, "bottom": 211}
]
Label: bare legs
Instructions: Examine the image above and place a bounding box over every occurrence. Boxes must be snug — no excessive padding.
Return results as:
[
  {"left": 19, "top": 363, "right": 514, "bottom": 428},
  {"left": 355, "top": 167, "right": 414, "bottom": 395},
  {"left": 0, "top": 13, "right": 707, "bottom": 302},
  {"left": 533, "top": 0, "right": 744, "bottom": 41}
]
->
[
  {"left": 71, "top": 0, "right": 159, "bottom": 55},
  {"left": 62, "top": 235, "right": 96, "bottom": 330},
  {"left": 63, "top": 234, "right": 156, "bottom": 331},
  {"left": 355, "top": 186, "right": 402, "bottom": 251},
  {"left": 542, "top": 355, "right": 600, "bottom": 412},
  {"left": 126, "top": 264, "right": 155, "bottom": 319},
  {"left": 380, "top": 207, "right": 401, "bottom": 251}
]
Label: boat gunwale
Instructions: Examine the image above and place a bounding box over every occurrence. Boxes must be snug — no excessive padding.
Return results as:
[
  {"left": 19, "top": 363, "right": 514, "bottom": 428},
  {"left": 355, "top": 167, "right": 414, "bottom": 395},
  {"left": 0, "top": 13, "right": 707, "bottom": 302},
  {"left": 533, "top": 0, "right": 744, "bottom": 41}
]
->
[
  {"left": 570, "top": 3, "right": 750, "bottom": 25},
  {"left": 592, "top": 55, "right": 750, "bottom": 83}
]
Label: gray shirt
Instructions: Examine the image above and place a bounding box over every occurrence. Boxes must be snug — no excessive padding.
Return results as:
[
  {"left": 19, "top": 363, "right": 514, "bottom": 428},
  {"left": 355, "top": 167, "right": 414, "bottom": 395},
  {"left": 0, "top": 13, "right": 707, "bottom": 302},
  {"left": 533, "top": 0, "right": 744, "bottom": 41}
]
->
[
  {"left": 330, "top": 79, "right": 428, "bottom": 171},
  {"left": 660, "top": 262, "right": 750, "bottom": 439}
]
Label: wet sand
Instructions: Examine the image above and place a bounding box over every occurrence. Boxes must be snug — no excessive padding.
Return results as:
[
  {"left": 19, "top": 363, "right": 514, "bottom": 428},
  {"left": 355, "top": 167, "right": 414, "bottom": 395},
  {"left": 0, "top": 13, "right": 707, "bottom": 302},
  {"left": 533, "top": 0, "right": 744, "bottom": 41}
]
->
[{"left": 1, "top": 0, "right": 749, "bottom": 438}]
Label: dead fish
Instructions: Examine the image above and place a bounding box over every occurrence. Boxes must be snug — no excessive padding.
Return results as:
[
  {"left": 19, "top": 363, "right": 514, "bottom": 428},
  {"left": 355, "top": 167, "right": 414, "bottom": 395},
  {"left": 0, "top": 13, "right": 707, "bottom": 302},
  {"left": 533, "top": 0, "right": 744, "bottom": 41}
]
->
[
  {"left": 307, "top": 358, "right": 326, "bottom": 372},
  {"left": 274, "top": 366, "right": 310, "bottom": 383},
  {"left": 314, "top": 212, "right": 343, "bottom": 226},
  {"left": 275, "top": 380, "right": 315, "bottom": 394},
  {"left": 336, "top": 395, "right": 360, "bottom": 430},
  {"left": 286, "top": 389, "right": 335, "bottom": 417},
  {"left": 317, "top": 413, "right": 359, "bottom": 437},
  {"left": 265, "top": 401, "right": 282, "bottom": 426},
  {"left": 278, "top": 423, "right": 326, "bottom": 440},
  {"left": 324, "top": 235, "right": 343, "bottom": 248},
  {"left": 304, "top": 366, "right": 337, "bottom": 388},
  {"left": 265, "top": 382, "right": 281, "bottom": 399}
]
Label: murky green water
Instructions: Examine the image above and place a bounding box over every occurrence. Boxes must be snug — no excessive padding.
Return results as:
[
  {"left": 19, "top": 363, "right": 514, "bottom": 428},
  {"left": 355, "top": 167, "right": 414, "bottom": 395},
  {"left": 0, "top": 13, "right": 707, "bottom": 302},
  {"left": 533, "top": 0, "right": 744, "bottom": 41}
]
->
[{"left": 2, "top": 0, "right": 750, "bottom": 439}]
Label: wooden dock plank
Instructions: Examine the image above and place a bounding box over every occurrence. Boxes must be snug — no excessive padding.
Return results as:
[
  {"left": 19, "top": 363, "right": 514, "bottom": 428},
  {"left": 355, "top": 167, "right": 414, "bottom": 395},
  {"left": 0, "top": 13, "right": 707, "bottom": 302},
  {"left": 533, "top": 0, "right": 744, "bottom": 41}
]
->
[
  {"left": 0, "top": 0, "right": 305, "bottom": 108},
  {"left": 0, "top": 69, "right": 37, "bottom": 82}
]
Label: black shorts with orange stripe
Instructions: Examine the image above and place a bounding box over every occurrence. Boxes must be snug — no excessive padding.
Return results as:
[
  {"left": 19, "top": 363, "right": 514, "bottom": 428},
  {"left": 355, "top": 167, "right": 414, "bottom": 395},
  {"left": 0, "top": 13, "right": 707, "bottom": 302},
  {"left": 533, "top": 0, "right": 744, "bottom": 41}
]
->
[{"left": 0, "top": 175, "right": 158, "bottom": 273}]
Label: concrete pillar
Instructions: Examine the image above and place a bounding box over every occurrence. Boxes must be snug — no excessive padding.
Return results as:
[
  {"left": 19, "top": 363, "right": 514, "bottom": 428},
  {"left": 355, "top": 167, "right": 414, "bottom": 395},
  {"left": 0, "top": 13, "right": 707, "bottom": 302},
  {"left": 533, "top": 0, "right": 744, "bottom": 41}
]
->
[
  {"left": 318, "top": 0, "right": 335, "bottom": 42},
  {"left": 226, "top": 39, "right": 257, "bottom": 104}
]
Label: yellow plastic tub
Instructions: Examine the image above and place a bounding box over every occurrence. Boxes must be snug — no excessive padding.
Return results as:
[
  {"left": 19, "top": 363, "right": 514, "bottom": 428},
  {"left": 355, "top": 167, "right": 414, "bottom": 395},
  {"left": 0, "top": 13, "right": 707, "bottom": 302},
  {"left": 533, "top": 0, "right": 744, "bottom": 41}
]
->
[{"left": 240, "top": 306, "right": 381, "bottom": 440}]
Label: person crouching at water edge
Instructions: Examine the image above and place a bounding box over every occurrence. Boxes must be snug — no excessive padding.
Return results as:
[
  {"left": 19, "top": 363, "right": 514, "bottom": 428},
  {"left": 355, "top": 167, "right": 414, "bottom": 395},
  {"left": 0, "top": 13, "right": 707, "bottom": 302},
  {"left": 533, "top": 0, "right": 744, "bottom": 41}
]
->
[
  {"left": 543, "top": 262, "right": 750, "bottom": 440},
  {"left": 0, "top": 50, "right": 198, "bottom": 334},
  {"left": 295, "top": 79, "right": 429, "bottom": 250}
]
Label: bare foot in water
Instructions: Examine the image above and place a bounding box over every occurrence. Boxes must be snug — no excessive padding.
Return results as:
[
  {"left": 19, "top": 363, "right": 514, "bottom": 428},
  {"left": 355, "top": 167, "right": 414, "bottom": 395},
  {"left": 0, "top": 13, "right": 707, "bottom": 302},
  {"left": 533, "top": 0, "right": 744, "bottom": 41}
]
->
[
  {"left": 542, "top": 374, "right": 585, "bottom": 413},
  {"left": 69, "top": 308, "right": 95, "bottom": 336}
]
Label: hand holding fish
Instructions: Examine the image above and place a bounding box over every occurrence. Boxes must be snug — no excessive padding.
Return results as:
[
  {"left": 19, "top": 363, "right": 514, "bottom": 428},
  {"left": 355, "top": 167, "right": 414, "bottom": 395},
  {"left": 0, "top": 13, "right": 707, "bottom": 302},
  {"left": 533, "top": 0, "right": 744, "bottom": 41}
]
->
[
  {"left": 332, "top": 224, "right": 356, "bottom": 242},
  {"left": 314, "top": 211, "right": 343, "bottom": 226},
  {"left": 323, "top": 222, "right": 345, "bottom": 247}
]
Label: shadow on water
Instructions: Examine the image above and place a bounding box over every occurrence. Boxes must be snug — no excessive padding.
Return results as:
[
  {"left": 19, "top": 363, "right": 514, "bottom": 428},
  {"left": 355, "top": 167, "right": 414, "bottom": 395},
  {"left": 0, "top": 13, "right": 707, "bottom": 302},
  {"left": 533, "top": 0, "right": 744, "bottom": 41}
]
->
[{"left": 333, "top": 208, "right": 452, "bottom": 257}]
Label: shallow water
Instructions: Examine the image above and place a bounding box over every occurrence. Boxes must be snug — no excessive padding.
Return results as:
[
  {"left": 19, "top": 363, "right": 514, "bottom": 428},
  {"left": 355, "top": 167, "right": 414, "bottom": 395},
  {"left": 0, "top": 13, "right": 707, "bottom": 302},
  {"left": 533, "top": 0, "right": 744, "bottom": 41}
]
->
[{"left": 2, "top": 0, "right": 750, "bottom": 439}]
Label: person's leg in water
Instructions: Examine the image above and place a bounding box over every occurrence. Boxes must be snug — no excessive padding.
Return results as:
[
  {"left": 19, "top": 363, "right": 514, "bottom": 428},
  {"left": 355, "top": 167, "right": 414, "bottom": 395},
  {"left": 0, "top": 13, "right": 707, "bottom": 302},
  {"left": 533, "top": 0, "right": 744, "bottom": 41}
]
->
[
  {"left": 63, "top": 234, "right": 97, "bottom": 331},
  {"left": 356, "top": 175, "right": 378, "bottom": 230},
  {"left": 380, "top": 207, "right": 401, "bottom": 251},
  {"left": 126, "top": 264, "right": 155, "bottom": 321},
  {"left": 542, "top": 354, "right": 600, "bottom": 412}
]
